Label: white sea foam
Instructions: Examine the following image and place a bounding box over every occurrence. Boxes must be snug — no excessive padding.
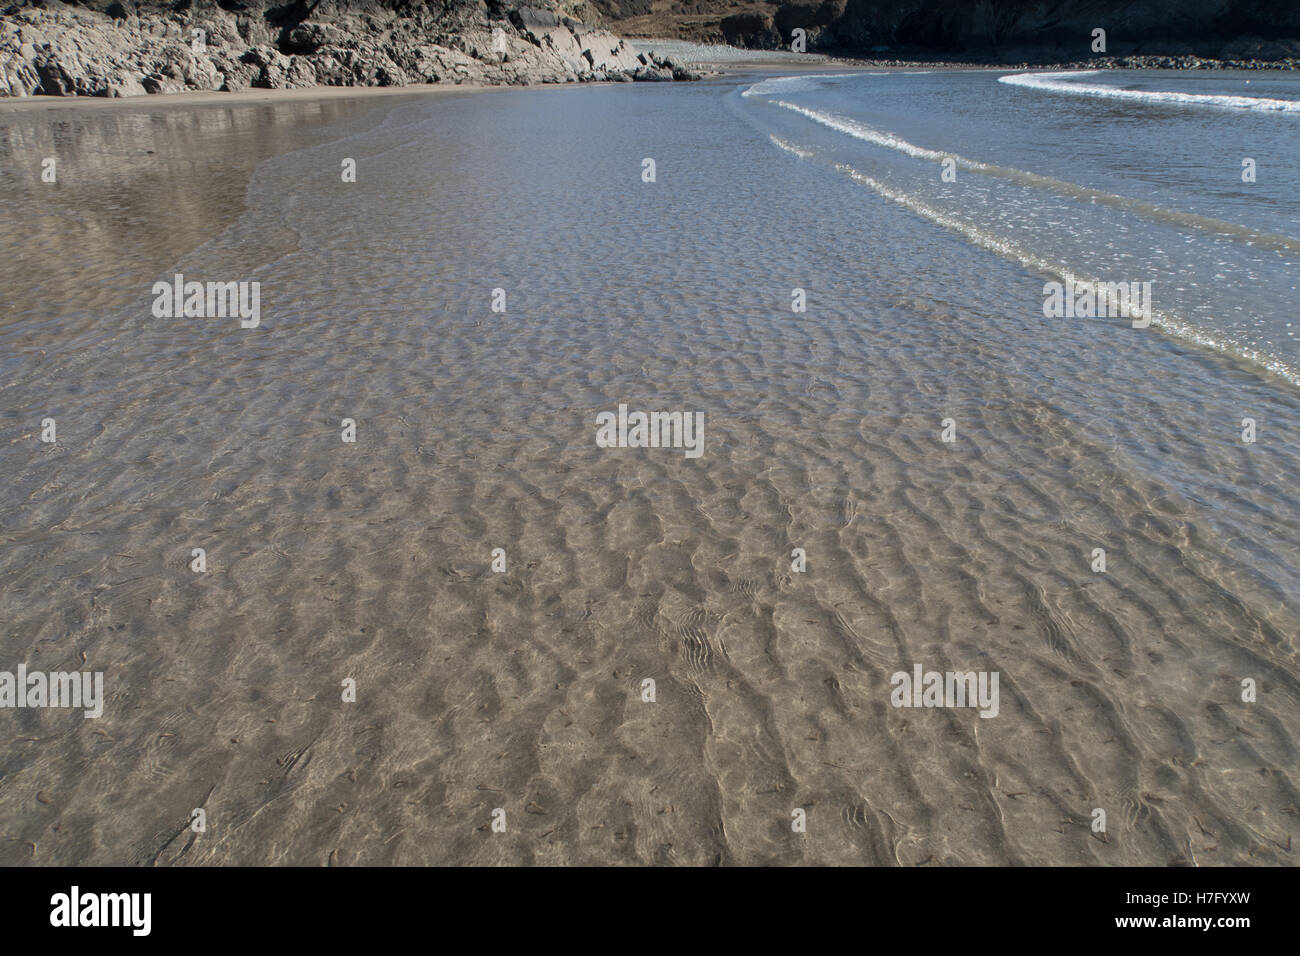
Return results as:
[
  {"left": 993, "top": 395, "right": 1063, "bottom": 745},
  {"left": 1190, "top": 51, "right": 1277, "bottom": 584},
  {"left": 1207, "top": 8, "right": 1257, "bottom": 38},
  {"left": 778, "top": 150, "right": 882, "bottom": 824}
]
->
[
  {"left": 768, "top": 134, "right": 814, "bottom": 158},
  {"left": 772, "top": 99, "right": 945, "bottom": 158},
  {"left": 999, "top": 70, "right": 1300, "bottom": 113},
  {"left": 761, "top": 103, "right": 1300, "bottom": 384},
  {"left": 834, "top": 158, "right": 1298, "bottom": 384},
  {"left": 767, "top": 100, "right": 1300, "bottom": 253}
]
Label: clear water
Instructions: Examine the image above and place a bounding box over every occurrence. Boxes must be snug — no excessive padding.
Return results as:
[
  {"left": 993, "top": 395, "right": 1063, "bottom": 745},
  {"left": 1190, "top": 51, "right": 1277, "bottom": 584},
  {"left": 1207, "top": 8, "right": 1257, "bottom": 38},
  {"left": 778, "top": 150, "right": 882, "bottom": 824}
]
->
[
  {"left": 744, "top": 69, "right": 1300, "bottom": 381},
  {"left": 0, "top": 72, "right": 1296, "bottom": 864}
]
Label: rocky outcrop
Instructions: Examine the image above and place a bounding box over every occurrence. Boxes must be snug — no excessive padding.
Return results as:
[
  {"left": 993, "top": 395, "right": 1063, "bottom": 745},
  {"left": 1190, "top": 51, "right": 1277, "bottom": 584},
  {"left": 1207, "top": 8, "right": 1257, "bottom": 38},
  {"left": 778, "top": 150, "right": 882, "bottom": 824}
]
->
[
  {"left": 597, "top": 0, "right": 1300, "bottom": 66},
  {"left": 814, "top": 0, "right": 1300, "bottom": 60},
  {"left": 0, "top": 0, "right": 697, "bottom": 98},
  {"left": 719, "top": 13, "right": 780, "bottom": 50}
]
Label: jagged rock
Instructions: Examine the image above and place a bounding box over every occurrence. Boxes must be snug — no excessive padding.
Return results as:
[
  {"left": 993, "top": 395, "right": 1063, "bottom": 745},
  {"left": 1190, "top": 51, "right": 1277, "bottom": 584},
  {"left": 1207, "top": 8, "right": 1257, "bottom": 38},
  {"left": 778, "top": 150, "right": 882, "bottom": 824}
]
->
[
  {"left": 720, "top": 13, "right": 779, "bottom": 50},
  {"left": 511, "top": 6, "right": 562, "bottom": 30},
  {"left": 0, "top": 0, "right": 695, "bottom": 97},
  {"left": 631, "top": 64, "right": 671, "bottom": 80},
  {"left": 140, "top": 71, "right": 184, "bottom": 94},
  {"left": 773, "top": 0, "right": 843, "bottom": 40},
  {"left": 238, "top": 45, "right": 319, "bottom": 88},
  {"left": 281, "top": 23, "right": 349, "bottom": 55}
]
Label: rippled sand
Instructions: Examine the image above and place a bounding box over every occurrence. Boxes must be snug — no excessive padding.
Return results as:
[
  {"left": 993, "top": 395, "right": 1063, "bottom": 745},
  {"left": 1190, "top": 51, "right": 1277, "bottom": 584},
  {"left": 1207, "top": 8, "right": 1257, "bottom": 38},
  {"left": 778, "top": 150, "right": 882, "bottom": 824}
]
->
[{"left": 0, "top": 79, "right": 1297, "bottom": 866}]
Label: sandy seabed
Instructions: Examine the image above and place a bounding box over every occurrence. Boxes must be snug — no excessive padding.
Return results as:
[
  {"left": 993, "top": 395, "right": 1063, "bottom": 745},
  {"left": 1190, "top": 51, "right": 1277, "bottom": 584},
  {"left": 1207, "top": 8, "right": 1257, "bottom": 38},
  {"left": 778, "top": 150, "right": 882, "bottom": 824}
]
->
[{"left": 0, "top": 70, "right": 1297, "bottom": 866}]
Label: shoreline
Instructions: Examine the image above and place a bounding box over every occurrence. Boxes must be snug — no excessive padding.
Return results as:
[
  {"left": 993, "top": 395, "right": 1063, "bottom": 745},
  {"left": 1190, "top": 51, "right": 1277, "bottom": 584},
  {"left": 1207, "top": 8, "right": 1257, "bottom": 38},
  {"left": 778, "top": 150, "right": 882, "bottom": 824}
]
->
[
  {"left": 6, "top": 52, "right": 1297, "bottom": 114},
  {"left": 5, "top": 29, "right": 1299, "bottom": 117}
]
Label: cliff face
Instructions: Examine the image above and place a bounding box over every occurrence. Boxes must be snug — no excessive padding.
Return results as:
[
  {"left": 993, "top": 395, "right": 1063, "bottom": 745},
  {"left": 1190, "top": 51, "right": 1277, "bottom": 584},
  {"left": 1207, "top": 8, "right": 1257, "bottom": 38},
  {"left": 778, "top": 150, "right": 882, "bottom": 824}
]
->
[
  {"left": 600, "top": 0, "right": 1300, "bottom": 61},
  {"left": 0, "top": 0, "right": 696, "bottom": 97},
  {"left": 820, "top": 0, "right": 1300, "bottom": 56}
]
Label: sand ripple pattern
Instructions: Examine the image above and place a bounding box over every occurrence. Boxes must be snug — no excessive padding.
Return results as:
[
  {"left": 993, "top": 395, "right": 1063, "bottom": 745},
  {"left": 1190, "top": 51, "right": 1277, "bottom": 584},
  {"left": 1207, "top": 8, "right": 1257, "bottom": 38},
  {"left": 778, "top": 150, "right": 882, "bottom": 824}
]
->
[{"left": 0, "top": 84, "right": 1297, "bottom": 865}]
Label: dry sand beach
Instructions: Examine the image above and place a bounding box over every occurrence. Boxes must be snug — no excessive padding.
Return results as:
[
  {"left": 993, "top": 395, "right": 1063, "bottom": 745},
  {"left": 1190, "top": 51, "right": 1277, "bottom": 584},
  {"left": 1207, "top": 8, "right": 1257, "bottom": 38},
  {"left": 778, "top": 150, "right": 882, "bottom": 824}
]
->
[{"left": 1, "top": 47, "right": 1299, "bottom": 869}]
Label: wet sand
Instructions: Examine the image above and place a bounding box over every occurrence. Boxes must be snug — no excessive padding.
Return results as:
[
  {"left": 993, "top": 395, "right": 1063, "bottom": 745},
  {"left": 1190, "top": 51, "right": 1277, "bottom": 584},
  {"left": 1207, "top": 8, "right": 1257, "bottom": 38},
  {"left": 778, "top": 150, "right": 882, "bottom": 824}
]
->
[{"left": 0, "top": 74, "right": 1297, "bottom": 866}]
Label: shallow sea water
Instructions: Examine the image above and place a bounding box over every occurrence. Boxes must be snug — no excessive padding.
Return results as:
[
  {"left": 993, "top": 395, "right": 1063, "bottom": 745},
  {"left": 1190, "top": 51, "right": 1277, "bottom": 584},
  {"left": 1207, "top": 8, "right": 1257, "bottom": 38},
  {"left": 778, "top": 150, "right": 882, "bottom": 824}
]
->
[{"left": 0, "top": 71, "right": 1296, "bottom": 865}]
